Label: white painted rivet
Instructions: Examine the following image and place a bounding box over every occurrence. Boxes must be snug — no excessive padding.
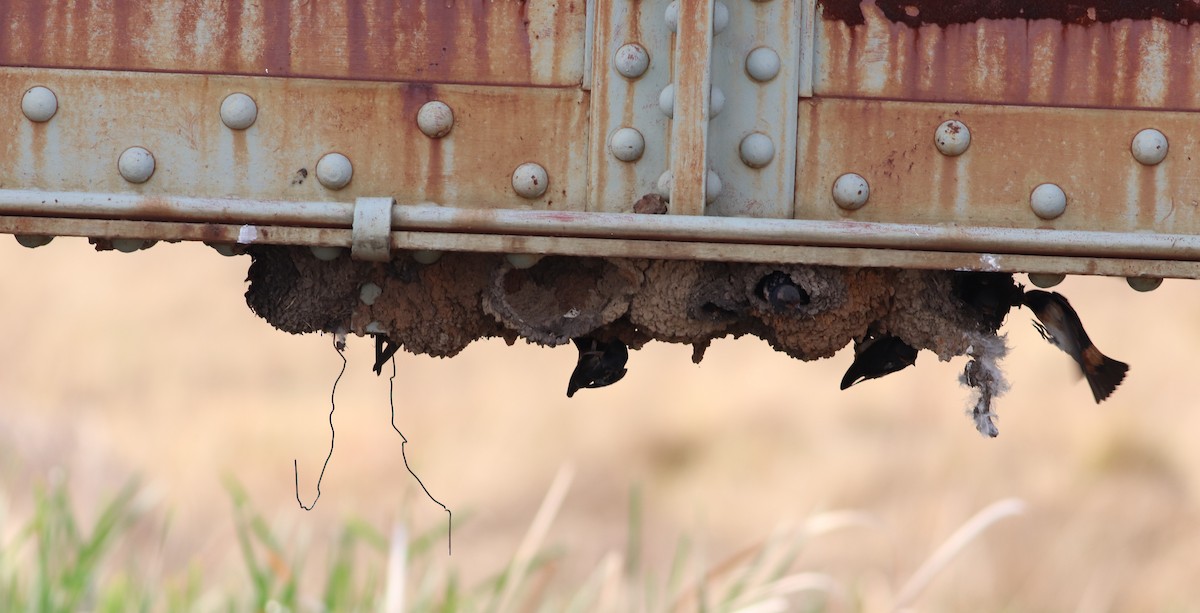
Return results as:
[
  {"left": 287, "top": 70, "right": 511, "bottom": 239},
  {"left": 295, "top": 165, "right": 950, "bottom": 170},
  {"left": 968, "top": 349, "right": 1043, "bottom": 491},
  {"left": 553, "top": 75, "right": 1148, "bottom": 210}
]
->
[
  {"left": 15, "top": 235, "right": 53, "bottom": 248},
  {"left": 360, "top": 282, "right": 383, "bottom": 305},
  {"left": 506, "top": 254, "right": 543, "bottom": 269},
  {"left": 934, "top": 119, "right": 971, "bottom": 156},
  {"left": 658, "top": 85, "right": 675, "bottom": 118},
  {"left": 739, "top": 132, "right": 775, "bottom": 168},
  {"left": 219, "top": 92, "right": 258, "bottom": 130},
  {"left": 411, "top": 250, "right": 443, "bottom": 264},
  {"left": 1131, "top": 128, "right": 1168, "bottom": 166},
  {"left": 609, "top": 127, "right": 645, "bottom": 162},
  {"left": 656, "top": 170, "right": 673, "bottom": 199},
  {"left": 1030, "top": 183, "right": 1067, "bottom": 219},
  {"left": 310, "top": 246, "right": 344, "bottom": 261},
  {"left": 745, "top": 47, "right": 781, "bottom": 82},
  {"left": 1028, "top": 273, "right": 1066, "bottom": 288},
  {"left": 614, "top": 43, "right": 650, "bottom": 79},
  {"left": 316, "top": 153, "right": 353, "bottom": 190},
  {"left": 417, "top": 100, "right": 454, "bottom": 138},
  {"left": 713, "top": 1, "right": 730, "bottom": 33},
  {"left": 21, "top": 86, "right": 58, "bottom": 122},
  {"left": 832, "top": 173, "right": 870, "bottom": 210},
  {"left": 706, "top": 170, "right": 723, "bottom": 204},
  {"left": 1127, "top": 276, "right": 1163, "bottom": 292},
  {"left": 512, "top": 162, "right": 549, "bottom": 199},
  {"left": 710, "top": 86, "right": 725, "bottom": 117},
  {"left": 118, "top": 147, "right": 156, "bottom": 183},
  {"left": 665, "top": 1, "right": 679, "bottom": 32}
]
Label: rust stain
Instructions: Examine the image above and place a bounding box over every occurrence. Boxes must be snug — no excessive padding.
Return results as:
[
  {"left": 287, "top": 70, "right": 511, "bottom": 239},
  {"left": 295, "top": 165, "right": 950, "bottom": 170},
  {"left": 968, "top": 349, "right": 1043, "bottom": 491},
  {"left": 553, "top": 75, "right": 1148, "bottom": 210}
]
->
[
  {"left": 817, "top": 0, "right": 1200, "bottom": 110},
  {"left": 819, "top": 0, "right": 1200, "bottom": 27}
]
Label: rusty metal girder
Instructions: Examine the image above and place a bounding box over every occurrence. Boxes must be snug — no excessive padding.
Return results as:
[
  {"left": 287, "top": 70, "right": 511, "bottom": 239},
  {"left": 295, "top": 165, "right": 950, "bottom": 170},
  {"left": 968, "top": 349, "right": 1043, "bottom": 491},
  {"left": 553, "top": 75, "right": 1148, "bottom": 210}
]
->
[
  {"left": 0, "top": 68, "right": 589, "bottom": 209},
  {"left": 0, "top": 0, "right": 585, "bottom": 86},
  {"left": 3, "top": 0, "right": 1200, "bottom": 282}
]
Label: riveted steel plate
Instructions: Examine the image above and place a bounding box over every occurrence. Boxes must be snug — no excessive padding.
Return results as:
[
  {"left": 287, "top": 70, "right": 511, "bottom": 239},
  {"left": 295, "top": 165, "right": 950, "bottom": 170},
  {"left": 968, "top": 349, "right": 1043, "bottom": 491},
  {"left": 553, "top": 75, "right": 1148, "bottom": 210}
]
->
[
  {"left": 815, "top": 0, "right": 1200, "bottom": 110},
  {"left": 705, "top": 0, "right": 804, "bottom": 218},
  {"left": 0, "top": 68, "right": 589, "bottom": 209},
  {"left": 0, "top": 0, "right": 585, "bottom": 86},
  {"left": 586, "top": 0, "right": 674, "bottom": 212},
  {"left": 795, "top": 97, "right": 1200, "bottom": 234}
]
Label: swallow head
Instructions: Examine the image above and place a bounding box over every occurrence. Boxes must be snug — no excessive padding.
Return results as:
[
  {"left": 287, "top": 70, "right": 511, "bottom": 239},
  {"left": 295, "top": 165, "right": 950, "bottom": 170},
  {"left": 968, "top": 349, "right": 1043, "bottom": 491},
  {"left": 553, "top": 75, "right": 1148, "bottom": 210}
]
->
[{"left": 756, "top": 271, "right": 810, "bottom": 311}]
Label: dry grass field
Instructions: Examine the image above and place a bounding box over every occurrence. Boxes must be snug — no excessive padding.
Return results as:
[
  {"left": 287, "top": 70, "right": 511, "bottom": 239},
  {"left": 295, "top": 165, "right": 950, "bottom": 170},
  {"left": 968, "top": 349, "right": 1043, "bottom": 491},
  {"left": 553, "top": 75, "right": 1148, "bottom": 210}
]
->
[{"left": 1, "top": 238, "right": 1199, "bottom": 610}]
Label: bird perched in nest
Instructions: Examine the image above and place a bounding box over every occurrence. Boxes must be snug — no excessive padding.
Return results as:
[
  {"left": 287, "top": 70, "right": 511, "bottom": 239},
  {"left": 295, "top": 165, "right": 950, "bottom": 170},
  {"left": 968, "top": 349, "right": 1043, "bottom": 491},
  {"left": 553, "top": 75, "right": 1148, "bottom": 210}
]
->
[
  {"left": 840, "top": 333, "right": 919, "bottom": 389},
  {"left": 1023, "top": 290, "right": 1129, "bottom": 403},
  {"left": 756, "top": 271, "right": 810, "bottom": 312},
  {"left": 567, "top": 337, "right": 629, "bottom": 397}
]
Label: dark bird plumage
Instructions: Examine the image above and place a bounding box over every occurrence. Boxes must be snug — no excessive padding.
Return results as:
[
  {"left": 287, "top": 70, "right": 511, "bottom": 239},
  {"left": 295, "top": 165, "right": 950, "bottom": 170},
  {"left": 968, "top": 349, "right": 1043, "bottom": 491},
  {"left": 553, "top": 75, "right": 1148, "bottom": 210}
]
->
[
  {"left": 756, "top": 272, "right": 810, "bottom": 311},
  {"left": 1023, "top": 290, "right": 1129, "bottom": 403},
  {"left": 952, "top": 272, "right": 1025, "bottom": 332},
  {"left": 567, "top": 337, "right": 629, "bottom": 397},
  {"left": 840, "top": 333, "right": 919, "bottom": 390},
  {"left": 373, "top": 334, "right": 401, "bottom": 375}
]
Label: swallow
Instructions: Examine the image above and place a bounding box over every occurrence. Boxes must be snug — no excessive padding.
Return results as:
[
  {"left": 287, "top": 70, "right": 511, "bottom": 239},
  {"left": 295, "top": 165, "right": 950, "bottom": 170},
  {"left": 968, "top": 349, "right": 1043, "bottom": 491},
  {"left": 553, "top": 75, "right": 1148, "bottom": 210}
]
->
[
  {"left": 756, "top": 271, "right": 810, "bottom": 311},
  {"left": 840, "top": 333, "right": 919, "bottom": 390},
  {"left": 567, "top": 337, "right": 629, "bottom": 397},
  {"left": 373, "top": 334, "right": 401, "bottom": 375},
  {"left": 1023, "top": 290, "right": 1129, "bottom": 403}
]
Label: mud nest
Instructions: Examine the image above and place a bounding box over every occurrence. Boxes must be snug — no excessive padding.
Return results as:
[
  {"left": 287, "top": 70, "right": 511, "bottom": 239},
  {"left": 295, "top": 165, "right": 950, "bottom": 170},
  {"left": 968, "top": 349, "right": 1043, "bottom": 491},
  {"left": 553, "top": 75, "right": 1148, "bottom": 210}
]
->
[{"left": 244, "top": 246, "right": 1018, "bottom": 364}]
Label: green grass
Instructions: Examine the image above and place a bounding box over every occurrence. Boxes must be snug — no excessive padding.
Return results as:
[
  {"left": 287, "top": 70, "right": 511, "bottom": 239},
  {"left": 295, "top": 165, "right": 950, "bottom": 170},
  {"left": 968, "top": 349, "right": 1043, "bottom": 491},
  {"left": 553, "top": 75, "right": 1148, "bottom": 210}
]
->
[{"left": 0, "top": 469, "right": 1024, "bottom": 612}]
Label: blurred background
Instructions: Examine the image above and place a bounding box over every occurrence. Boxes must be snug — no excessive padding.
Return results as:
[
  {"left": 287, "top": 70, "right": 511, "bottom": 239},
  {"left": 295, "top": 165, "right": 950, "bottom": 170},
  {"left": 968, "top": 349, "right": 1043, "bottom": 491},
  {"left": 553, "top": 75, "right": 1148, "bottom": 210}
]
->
[{"left": 0, "top": 238, "right": 1198, "bottom": 611}]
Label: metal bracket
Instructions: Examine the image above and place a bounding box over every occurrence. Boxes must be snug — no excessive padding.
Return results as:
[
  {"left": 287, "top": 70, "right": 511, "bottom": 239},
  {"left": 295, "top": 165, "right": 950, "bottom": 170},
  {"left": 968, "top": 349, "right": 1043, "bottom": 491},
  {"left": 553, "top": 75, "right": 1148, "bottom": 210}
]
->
[
  {"left": 587, "top": 0, "right": 807, "bottom": 217},
  {"left": 351, "top": 197, "right": 395, "bottom": 262}
]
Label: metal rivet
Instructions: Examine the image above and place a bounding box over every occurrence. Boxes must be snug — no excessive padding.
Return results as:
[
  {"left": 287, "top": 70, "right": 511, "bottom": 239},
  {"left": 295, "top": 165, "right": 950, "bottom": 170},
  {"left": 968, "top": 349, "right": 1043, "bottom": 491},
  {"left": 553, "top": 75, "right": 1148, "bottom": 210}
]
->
[
  {"left": 412, "top": 250, "right": 443, "bottom": 264},
  {"left": 1028, "top": 273, "right": 1065, "bottom": 288},
  {"left": 310, "top": 246, "right": 344, "bottom": 261},
  {"left": 512, "top": 162, "right": 549, "bottom": 199},
  {"left": 113, "top": 238, "right": 155, "bottom": 253},
  {"left": 316, "top": 153, "right": 353, "bottom": 190},
  {"left": 832, "top": 173, "right": 870, "bottom": 210},
  {"left": 934, "top": 120, "right": 971, "bottom": 156},
  {"left": 745, "top": 47, "right": 781, "bottom": 82},
  {"left": 21, "top": 86, "right": 58, "bottom": 122},
  {"left": 1127, "top": 276, "right": 1163, "bottom": 292},
  {"left": 656, "top": 170, "right": 673, "bottom": 198},
  {"left": 658, "top": 85, "right": 675, "bottom": 118},
  {"left": 1030, "top": 183, "right": 1067, "bottom": 219},
  {"left": 710, "top": 86, "right": 725, "bottom": 117},
  {"left": 220, "top": 92, "right": 258, "bottom": 130},
  {"left": 118, "top": 147, "right": 156, "bottom": 183},
  {"left": 706, "top": 170, "right": 723, "bottom": 204},
  {"left": 15, "top": 235, "right": 53, "bottom": 248},
  {"left": 360, "top": 282, "right": 383, "bottom": 305},
  {"left": 666, "top": 1, "right": 730, "bottom": 33},
  {"left": 416, "top": 100, "right": 454, "bottom": 138},
  {"left": 506, "top": 254, "right": 543, "bottom": 269},
  {"left": 713, "top": 2, "right": 730, "bottom": 33},
  {"left": 1131, "top": 128, "right": 1168, "bottom": 166},
  {"left": 739, "top": 133, "right": 775, "bottom": 168},
  {"left": 609, "top": 127, "right": 645, "bottom": 162},
  {"left": 614, "top": 43, "right": 650, "bottom": 79}
]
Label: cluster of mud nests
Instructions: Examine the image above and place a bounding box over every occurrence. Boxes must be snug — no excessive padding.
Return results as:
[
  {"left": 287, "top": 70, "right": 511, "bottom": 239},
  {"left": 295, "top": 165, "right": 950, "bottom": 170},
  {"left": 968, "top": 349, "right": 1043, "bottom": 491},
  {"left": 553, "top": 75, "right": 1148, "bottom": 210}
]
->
[{"left": 245, "top": 246, "right": 1023, "bottom": 435}]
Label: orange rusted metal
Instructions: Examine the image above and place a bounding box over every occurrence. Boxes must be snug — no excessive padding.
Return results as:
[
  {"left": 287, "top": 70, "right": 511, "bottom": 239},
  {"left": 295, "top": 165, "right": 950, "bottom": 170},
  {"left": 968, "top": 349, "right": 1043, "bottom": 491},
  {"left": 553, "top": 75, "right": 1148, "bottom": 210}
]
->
[
  {"left": 0, "top": 0, "right": 585, "bottom": 86},
  {"left": 667, "top": 0, "right": 714, "bottom": 216},
  {"left": 814, "top": 0, "right": 1200, "bottom": 110}
]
